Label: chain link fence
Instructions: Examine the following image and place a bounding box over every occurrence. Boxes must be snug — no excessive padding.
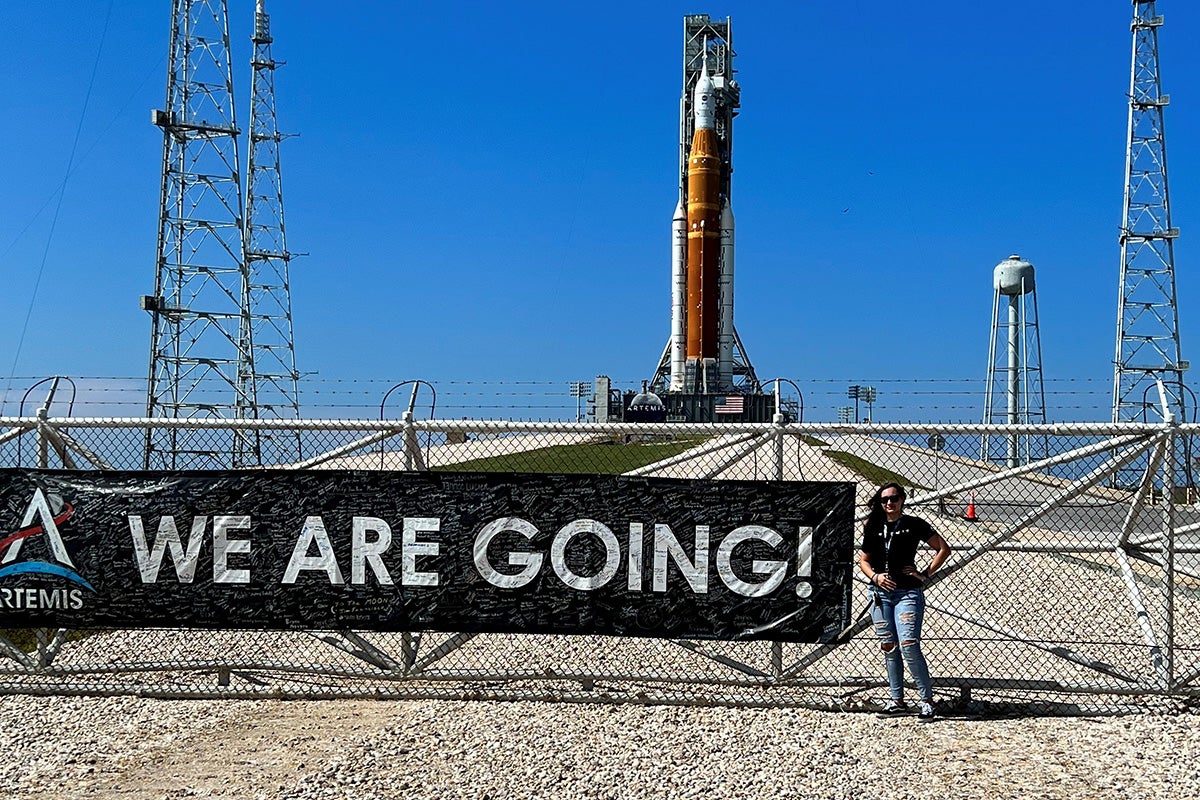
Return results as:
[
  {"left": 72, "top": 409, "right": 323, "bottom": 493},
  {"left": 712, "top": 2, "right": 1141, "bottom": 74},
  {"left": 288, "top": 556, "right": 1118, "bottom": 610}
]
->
[{"left": 1, "top": 415, "right": 1198, "bottom": 713}]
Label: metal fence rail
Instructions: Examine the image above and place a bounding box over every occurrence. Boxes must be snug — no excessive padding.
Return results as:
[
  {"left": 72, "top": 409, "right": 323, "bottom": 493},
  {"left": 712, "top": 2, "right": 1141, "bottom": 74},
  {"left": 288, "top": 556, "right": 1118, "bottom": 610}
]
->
[{"left": 1, "top": 415, "right": 1198, "bottom": 712}]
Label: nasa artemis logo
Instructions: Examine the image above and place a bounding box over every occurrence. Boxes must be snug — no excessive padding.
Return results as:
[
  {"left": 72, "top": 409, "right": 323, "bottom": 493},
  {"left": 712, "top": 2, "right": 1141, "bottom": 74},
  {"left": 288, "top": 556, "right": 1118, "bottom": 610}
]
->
[{"left": 0, "top": 488, "right": 93, "bottom": 610}]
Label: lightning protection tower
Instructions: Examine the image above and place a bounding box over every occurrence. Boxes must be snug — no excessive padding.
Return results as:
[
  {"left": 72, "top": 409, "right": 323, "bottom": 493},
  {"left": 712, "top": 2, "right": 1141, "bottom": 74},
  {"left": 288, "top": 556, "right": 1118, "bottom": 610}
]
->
[
  {"left": 243, "top": 0, "right": 302, "bottom": 464},
  {"left": 144, "top": 0, "right": 250, "bottom": 469},
  {"left": 981, "top": 255, "right": 1046, "bottom": 467},
  {"left": 1113, "top": 0, "right": 1186, "bottom": 426}
]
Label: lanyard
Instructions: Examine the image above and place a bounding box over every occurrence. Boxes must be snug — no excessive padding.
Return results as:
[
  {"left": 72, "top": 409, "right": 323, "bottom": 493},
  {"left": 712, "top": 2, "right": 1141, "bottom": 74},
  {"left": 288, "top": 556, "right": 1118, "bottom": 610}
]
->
[{"left": 882, "top": 518, "right": 900, "bottom": 565}]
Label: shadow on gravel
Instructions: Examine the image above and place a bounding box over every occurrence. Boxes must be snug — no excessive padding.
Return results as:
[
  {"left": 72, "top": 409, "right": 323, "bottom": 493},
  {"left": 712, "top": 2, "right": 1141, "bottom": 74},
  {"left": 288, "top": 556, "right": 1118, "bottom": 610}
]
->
[{"left": 926, "top": 696, "right": 1200, "bottom": 721}]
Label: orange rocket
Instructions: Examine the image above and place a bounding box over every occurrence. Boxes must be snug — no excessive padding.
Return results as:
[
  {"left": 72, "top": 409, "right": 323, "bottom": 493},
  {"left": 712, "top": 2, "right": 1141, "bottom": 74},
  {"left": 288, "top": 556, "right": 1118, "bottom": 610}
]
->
[
  {"left": 686, "top": 65, "right": 722, "bottom": 361},
  {"left": 666, "top": 30, "right": 741, "bottom": 395}
]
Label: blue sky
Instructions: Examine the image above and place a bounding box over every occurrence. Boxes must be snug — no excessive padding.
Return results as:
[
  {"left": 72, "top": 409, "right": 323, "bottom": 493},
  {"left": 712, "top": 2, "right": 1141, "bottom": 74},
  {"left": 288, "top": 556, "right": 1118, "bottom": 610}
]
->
[{"left": 2, "top": 1, "right": 1199, "bottom": 421}]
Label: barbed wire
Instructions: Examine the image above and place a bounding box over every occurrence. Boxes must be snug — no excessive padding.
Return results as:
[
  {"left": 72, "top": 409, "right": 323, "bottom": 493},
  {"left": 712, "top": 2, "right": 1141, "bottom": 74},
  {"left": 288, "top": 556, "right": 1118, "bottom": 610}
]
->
[
  {"left": 1, "top": 375, "right": 1115, "bottom": 388},
  {"left": 0, "top": 374, "right": 1115, "bottom": 421}
]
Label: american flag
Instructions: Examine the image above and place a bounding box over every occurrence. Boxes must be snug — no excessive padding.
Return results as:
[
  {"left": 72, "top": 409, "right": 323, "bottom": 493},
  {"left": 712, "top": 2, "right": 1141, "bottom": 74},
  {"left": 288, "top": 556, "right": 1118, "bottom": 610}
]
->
[{"left": 714, "top": 395, "right": 745, "bottom": 415}]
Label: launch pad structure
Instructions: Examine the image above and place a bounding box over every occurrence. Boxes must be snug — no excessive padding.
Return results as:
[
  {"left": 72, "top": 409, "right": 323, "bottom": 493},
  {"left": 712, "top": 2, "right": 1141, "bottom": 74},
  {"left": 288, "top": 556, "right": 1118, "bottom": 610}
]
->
[{"left": 647, "top": 15, "right": 767, "bottom": 423}]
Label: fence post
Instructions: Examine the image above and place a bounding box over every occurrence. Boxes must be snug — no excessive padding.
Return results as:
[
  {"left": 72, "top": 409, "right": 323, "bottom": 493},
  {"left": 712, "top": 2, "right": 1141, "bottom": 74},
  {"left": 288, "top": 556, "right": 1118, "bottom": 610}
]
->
[
  {"left": 1163, "top": 420, "right": 1177, "bottom": 689},
  {"left": 403, "top": 411, "right": 414, "bottom": 471},
  {"left": 772, "top": 410, "right": 785, "bottom": 481},
  {"left": 1153, "top": 378, "right": 1177, "bottom": 689},
  {"left": 36, "top": 408, "right": 49, "bottom": 469},
  {"left": 771, "top": 394, "right": 786, "bottom": 677}
]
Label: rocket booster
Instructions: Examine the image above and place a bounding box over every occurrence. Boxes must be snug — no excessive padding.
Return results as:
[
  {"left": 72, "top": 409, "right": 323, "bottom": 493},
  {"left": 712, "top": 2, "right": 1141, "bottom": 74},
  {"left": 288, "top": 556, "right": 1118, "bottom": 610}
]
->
[
  {"left": 669, "top": 200, "right": 687, "bottom": 392},
  {"left": 685, "top": 64, "right": 722, "bottom": 362}
]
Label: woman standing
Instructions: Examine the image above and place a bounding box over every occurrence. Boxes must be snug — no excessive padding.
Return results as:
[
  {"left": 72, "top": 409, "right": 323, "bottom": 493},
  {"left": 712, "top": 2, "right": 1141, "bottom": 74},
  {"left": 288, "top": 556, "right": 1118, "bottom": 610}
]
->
[{"left": 858, "top": 482, "right": 952, "bottom": 721}]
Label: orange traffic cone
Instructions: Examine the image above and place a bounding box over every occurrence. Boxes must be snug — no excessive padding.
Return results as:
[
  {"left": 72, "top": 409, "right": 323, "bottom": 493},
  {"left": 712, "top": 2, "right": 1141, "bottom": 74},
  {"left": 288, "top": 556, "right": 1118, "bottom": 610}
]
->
[{"left": 963, "top": 491, "right": 979, "bottom": 523}]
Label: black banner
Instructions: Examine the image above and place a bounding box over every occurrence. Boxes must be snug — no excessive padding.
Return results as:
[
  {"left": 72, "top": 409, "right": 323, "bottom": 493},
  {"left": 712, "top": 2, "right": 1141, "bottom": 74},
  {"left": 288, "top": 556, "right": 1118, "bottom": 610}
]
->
[{"left": 0, "top": 470, "right": 854, "bottom": 641}]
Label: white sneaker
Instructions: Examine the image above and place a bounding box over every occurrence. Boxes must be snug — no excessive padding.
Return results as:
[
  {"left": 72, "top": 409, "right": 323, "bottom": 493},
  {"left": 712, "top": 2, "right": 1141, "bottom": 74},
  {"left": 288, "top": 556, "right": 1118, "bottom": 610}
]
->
[
  {"left": 876, "top": 699, "right": 907, "bottom": 717},
  {"left": 917, "top": 700, "right": 936, "bottom": 722}
]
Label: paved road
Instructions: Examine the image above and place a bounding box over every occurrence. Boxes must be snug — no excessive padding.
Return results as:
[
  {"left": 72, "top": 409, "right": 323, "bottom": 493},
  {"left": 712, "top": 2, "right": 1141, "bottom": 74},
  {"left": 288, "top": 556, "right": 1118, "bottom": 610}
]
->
[{"left": 825, "top": 433, "right": 1200, "bottom": 578}]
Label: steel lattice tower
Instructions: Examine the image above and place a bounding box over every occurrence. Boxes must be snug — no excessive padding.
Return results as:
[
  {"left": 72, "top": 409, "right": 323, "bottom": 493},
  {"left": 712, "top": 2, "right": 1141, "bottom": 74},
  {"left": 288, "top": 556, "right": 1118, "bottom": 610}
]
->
[
  {"left": 244, "top": 0, "right": 302, "bottom": 463},
  {"left": 1113, "top": 0, "right": 1185, "bottom": 425},
  {"left": 144, "top": 0, "right": 250, "bottom": 468}
]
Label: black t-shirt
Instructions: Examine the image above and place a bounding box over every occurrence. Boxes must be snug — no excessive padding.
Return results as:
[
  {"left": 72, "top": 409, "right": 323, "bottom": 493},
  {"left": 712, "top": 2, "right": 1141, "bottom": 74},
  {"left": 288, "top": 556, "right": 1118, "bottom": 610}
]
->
[{"left": 860, "top": 514, "right": 937, "bottom": 589}]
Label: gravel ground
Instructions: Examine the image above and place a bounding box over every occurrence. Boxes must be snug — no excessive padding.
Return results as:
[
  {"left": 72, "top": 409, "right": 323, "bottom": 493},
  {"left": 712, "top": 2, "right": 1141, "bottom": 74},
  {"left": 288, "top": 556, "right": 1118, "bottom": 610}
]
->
[
  {"left": 3, "top": 696, "right": 1199, "bottom": 800},
  {"left": 4, "top": 435, "right": 1196, "bottom": 798}
]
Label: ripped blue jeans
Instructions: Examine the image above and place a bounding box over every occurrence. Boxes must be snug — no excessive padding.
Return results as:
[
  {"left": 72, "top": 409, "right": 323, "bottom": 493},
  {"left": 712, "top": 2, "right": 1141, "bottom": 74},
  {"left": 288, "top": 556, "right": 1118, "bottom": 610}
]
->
[{"left": 870, "top": 587, "right": 933, "bottom": 701}]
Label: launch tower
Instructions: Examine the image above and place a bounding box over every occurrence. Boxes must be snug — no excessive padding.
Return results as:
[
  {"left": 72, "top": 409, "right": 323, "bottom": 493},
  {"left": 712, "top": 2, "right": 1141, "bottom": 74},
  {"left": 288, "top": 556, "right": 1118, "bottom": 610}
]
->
[{"left": 650, "top": 15, "right": 762, "bottom": 419}]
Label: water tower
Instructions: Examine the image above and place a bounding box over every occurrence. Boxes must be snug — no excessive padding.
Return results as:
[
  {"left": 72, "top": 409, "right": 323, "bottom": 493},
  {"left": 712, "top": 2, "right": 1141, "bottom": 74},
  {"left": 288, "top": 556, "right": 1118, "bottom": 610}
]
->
[{"left": 982, "top": 255, "right": 1046, "bottom": 467}]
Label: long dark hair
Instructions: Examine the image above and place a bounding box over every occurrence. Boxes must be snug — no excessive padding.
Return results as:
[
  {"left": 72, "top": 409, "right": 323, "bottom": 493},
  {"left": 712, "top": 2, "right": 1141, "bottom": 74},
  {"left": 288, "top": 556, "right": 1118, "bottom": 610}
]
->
[{"left": 864, "top": 482, "right": 906, "bottom": 534}]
